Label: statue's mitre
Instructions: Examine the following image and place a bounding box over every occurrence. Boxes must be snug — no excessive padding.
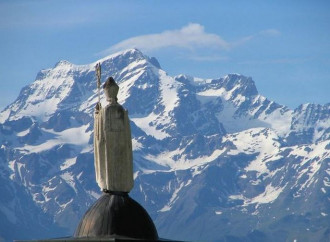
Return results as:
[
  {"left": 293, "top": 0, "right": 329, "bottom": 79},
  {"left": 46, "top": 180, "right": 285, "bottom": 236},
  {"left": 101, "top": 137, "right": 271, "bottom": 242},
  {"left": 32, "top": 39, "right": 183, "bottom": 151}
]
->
[{"left": 103, "top": 77, "right": 119, "bottom": 100}]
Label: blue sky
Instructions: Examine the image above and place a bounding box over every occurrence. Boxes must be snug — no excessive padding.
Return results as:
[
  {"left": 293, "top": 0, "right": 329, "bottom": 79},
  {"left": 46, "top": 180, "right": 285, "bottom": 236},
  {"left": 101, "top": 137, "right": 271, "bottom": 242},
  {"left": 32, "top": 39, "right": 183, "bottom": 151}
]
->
[{"left": 0, "top": 0, "right": 329, "bottom": 110}]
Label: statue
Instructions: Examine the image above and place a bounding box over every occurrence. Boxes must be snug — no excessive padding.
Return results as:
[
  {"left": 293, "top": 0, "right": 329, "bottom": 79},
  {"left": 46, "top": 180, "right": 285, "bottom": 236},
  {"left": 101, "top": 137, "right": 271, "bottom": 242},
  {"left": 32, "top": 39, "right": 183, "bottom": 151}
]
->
[
  {"left": 74, "top": 65, "right": 158, "bottom": 241},
  {"left": 94, "top": 74, "right": 134, "bottom": 193}
]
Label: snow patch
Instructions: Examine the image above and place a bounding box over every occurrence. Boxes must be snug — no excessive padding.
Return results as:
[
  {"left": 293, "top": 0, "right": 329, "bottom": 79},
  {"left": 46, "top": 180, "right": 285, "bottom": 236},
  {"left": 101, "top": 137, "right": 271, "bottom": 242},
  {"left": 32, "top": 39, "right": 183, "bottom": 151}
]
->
[
  {"left": 59, "top": 198, "right": 73, "bottom": 209},
  {"left": 131, "top": 112, "right": 170, "bottom": 140},
  {"left": 158, "top": 69, "right": 180, "bottom": 114},
  {"left": 18, "top": 125, "right": 90, "bottom": 154},
  {"left": 324, "top": 178, "right": 330, "bottom": 187},
  {"left": 88, "top": 190, "right": 101, "bottom": 200},
  {"left": 145, "top": 146, "right": 225, "bottom": 171},
  {"left": 132, "top": 138, "right": 143, "bottom": 151},
  {"left": 60, "top": 157, "right": 77, "bottom": 170},
  {"left": 159, "top": 182, "right": 185, "bottom": 212},
  {"left": 60, "top": 172, "right": 77, "bottom": 193},
  {"left": 249, "top": 184, "right": 284, "bottom": 204},
  {"left": 0, "top": 108, "right": 11, "bottom": 123},
  {"left": 229, "top": 184, "right": 285, "bottom": 206},
  {"left": 16, "top": 129, "right": 30, "bottom": 137}
]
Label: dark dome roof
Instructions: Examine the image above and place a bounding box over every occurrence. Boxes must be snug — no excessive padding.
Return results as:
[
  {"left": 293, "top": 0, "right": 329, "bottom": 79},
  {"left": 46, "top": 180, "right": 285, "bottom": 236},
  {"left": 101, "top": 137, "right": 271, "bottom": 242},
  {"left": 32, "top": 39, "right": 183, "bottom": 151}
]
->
[{"left": 74, "top": 193, "right": 158, "bottom": 240}]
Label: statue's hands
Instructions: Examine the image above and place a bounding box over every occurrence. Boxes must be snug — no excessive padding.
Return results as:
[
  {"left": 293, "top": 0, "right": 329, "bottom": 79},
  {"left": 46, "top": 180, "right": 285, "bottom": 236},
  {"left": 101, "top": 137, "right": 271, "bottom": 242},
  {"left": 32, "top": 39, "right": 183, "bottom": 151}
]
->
[{"left": 95, "top": 102, "right": 101, "bottom": 111}]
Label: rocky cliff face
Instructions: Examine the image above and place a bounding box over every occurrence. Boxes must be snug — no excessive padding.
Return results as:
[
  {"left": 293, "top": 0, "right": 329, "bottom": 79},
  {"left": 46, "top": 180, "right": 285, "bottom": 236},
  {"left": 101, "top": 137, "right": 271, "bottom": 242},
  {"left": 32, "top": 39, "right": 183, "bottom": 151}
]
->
[{"left": 0, "top": 49, "right": 329, "bottom": 241}]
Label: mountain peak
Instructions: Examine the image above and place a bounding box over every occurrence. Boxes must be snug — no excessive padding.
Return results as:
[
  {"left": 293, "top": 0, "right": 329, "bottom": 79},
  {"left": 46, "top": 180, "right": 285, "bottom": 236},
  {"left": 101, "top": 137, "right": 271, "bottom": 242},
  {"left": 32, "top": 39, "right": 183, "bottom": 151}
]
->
[
  {"left": 96, "top": 49, "right": 161, "bottom": 71},
  {"left": 221, "top": 73, "right": 258, "bottom": 97},
  {"left": 97, "top": 48, "right": 145, "bottom": 64},
  {"left": 54, "top": 60, "right": 73, "bottom": 68}
]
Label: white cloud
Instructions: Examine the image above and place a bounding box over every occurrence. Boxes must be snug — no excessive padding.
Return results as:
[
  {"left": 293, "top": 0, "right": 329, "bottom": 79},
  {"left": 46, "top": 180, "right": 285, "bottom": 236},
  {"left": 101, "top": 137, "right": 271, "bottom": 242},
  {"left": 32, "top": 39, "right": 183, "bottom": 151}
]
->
[
  {"left": 102, "top": 23, "right": 231, "bottom": 55},
  {"left": 231, "top": 29, "right": 281, "bottom": 47},
  {"left": 101, "top": 23, "right": 281, "bottom": 61}
]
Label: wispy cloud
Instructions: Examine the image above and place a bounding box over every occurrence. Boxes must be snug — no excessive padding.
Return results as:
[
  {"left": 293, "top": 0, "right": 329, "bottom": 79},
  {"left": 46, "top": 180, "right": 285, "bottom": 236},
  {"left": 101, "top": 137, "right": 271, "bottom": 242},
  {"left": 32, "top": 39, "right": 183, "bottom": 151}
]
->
[
  {"left": 101, "top": 23, "right": 281, "bottom": 61},
  {"left": 102, "top": 23, "right": 231, "bottom": 55},
  {"left": 239, "top": 57, "right": 310, "bottom": 65},
  {"left": 231, "top": 28, "right": 281, "bottom": 47}
]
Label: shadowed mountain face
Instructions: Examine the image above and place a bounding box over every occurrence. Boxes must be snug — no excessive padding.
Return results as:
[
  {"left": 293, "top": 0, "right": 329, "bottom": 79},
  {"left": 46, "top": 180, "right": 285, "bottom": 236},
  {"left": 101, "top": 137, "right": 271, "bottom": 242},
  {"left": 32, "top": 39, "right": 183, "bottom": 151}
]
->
[{"left": 0, "top": 49, "right": 329, "bottom": 242}]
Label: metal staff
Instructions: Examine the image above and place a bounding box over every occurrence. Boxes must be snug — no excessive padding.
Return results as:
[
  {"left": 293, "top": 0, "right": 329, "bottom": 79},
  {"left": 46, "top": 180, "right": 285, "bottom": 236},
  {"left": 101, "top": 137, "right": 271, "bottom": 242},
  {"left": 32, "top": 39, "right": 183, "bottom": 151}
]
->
[{"left": 95, "top": 62, "right": 101, "bottom": 104}]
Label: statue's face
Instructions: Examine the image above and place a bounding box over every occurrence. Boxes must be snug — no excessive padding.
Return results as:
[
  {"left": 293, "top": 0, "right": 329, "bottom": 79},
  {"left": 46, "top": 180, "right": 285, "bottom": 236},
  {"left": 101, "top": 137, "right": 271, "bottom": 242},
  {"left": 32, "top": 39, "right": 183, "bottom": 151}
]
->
[{"left": 104, "top": 85, "right": 119, "bottom": 102}]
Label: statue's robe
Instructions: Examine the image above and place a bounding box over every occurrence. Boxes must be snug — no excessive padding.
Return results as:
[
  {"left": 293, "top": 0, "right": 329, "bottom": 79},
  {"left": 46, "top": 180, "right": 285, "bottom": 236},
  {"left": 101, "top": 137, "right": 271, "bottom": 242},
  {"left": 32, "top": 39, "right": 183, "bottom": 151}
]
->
[{"left": 94, "top": 103, "right": 133, "bottom": 192}]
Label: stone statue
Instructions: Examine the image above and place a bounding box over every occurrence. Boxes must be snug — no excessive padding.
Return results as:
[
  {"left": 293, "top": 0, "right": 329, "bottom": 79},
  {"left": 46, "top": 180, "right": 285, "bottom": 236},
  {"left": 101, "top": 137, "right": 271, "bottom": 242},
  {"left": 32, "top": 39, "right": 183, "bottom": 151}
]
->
[{"left": 94, "top": 77, "right": 134, "bottom": 193}]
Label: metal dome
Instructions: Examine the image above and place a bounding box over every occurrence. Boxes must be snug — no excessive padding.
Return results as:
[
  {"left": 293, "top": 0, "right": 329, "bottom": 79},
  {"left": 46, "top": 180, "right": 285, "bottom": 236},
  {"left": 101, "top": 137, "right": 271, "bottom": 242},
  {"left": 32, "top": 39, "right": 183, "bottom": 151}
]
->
[{"left": 74, "top": 192, "right": 158, "bottom": 240}]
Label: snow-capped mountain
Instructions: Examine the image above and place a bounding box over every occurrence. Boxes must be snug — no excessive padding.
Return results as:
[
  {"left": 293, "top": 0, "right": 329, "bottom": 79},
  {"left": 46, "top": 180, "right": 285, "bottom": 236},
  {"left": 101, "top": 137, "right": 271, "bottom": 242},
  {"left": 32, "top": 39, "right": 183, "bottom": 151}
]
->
[{"left": 0, "top": 49, "right": 329, "bottom": 241}]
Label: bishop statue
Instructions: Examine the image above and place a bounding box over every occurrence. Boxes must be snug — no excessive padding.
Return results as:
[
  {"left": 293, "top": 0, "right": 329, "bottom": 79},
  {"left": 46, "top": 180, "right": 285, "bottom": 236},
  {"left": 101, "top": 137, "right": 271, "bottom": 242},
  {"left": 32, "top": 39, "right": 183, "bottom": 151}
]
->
[
  {"left": 75, "top": 67, "right": 158, "bottom": 240},
  {"left": 94, "top": 76, "right": 134, "bottom": 193}
]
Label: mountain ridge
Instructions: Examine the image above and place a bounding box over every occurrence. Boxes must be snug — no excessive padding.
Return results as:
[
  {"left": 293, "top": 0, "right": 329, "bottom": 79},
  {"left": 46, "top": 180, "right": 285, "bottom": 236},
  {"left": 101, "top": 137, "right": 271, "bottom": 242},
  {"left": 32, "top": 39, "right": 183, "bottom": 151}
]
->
[{"left": 0, "top": 49, "right": 329, "bottom": 241}]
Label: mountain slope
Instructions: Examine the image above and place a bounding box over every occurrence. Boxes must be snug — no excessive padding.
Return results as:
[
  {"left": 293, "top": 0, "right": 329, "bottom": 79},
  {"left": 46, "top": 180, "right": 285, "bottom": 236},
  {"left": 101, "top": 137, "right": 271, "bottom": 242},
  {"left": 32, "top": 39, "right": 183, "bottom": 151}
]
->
[{"left": 0, "top": 49, "right": 329, "bottom": 241}]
